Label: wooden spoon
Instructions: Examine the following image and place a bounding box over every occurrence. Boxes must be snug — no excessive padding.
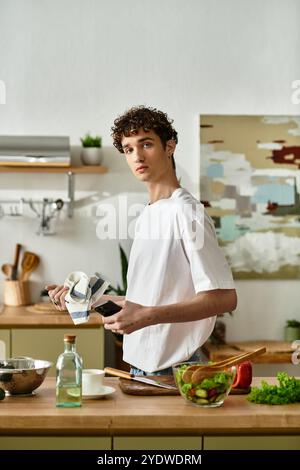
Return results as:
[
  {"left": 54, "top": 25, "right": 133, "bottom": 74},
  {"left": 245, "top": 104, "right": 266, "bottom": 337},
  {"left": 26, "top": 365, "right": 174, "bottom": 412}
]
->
[
  {"left": 11, "top": 243, "right": 22, "bottom": 280},
  {"left": 20, "top": 252, "right": 40, "bottom": 281},
  {"left": 191, "top": 347, "right": 266, "bottom": 385},
  {"left": 1, "top": 263, "right": 13, "bottom": 280},
  {"left": 182, "top": 350, "right": 258, "bottom": 383}
]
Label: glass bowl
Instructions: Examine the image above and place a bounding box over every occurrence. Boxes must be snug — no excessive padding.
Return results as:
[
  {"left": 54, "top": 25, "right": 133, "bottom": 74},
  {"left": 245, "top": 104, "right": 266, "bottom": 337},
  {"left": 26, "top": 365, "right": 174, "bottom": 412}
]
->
[{"left": 172, "top": 361, "right": 236, "bottom": 408}]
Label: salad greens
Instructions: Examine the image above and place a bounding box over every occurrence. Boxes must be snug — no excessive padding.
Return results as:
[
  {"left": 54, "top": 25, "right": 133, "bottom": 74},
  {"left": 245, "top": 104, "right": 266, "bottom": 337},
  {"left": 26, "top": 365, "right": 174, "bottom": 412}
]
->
[
  {"left": 175, "top": 364, "right": 234, "bottom": 406},
  {"left": 248, "top": 372, "right": 300, "bottom": 405}
]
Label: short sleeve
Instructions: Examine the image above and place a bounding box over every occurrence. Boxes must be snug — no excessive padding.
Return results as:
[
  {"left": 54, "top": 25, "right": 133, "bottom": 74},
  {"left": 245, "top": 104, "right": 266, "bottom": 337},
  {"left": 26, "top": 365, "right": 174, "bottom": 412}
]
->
[{"left": 179, "top": 205, "right": 235, "bottom": 293}]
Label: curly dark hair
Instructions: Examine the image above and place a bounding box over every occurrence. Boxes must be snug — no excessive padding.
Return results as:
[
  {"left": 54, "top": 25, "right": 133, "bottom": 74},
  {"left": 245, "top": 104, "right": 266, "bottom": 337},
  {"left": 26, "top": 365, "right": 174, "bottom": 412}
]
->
[{"left": 111, "top": 106, "right": 178, "bottom": 169}]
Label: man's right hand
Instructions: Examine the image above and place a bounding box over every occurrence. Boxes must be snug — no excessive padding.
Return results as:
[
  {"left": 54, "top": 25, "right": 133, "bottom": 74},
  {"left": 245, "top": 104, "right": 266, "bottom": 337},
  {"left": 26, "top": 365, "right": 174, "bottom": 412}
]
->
[{"left": 45, "top": 284, "right": 69, "bottom": 311}]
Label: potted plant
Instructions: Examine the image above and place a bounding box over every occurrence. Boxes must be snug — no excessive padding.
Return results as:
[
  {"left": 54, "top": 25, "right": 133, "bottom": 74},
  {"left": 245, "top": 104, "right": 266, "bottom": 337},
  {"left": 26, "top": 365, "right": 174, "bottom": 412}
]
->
[
  {"left": 80, "top": 133, "right": 103, "bottom": 165},
  {"left": 284, "top": 319, "right": 300, "bottom": 342}
]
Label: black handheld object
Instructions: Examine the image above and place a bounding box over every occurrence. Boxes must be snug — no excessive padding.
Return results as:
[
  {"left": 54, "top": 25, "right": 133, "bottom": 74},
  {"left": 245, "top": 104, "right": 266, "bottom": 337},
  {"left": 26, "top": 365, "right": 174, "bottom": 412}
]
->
[{"left": 95, "top": 300, "right": 122, "bottom": 317}]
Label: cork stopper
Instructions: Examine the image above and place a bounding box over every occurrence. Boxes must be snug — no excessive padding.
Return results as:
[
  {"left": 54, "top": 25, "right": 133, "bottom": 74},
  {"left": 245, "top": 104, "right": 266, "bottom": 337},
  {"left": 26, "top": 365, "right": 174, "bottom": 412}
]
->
[{"left": 64, "top": 334, "right": 76, "bottom": 343}]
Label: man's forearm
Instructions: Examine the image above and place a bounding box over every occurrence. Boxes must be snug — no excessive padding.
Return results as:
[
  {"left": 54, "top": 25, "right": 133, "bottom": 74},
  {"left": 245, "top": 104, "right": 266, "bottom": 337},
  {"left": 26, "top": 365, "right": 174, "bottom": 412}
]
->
[
  {"left": 149, "top": 289, "right": 237, "bottom": 325},
  {"left": 101, "top": 289, "right": 237, "bottom": 335}
]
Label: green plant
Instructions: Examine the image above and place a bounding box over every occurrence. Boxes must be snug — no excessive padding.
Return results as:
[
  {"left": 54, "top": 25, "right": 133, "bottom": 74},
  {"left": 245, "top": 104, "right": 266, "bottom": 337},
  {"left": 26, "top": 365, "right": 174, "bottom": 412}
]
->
[
  {"left": 105, "top": 244, "right": 128, "bottom": 296},
  {"left": 286, "top": 319, "right": 300, "bottom": 328},
  {"left": 80, "top": 133, "right": 102, "bottom": 148},
  {"left": 105, "top": 244, "right": 128, "bottom": 343}
]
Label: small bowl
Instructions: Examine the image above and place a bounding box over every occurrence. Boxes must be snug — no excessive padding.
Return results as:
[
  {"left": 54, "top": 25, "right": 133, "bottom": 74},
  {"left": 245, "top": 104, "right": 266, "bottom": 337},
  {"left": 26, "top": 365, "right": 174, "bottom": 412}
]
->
[
  {"left": 0, "top": 357, "right": 52, "bottom": 396},
  {"left": 172, "top": 361, "right": 236, "bottom": 408}
]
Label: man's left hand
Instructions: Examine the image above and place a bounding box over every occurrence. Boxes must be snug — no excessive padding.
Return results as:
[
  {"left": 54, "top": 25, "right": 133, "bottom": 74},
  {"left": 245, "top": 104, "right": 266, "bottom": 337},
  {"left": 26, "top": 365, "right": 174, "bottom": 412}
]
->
[{"left": 101, "top": 300, "right": 151, "bottom": 334}]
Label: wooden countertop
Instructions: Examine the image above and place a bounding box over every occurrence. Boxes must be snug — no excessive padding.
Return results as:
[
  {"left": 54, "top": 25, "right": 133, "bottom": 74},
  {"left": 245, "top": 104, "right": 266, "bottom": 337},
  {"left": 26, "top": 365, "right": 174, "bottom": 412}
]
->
[
  {"left": 204, "top": 340, "right": 294, "bottom": 364},
  {"left": 1, "top": 377, "right": 300, "bottom": 436},
  {"left": 0, "top": 305, "right": 102, "bottom": 328}
]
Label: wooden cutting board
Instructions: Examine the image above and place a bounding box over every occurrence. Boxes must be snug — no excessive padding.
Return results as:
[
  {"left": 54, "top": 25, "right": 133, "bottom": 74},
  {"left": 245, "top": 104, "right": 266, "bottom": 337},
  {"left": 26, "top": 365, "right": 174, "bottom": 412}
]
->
[
  {"left": 118, "top": 376, "right": 250, "bottom": 396},
  {"left": 26, "top": 302, "right": 68, "bottom": 314},
  {"left": 119, "top": 376, "right": 179, "bottom": 396}
]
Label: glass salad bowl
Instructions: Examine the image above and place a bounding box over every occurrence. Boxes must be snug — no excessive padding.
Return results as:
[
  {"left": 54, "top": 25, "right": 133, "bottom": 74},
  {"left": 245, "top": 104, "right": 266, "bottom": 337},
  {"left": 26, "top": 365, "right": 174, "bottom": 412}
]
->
[{"left": 172, "top": 361, "right": 236, "bottom": 408}]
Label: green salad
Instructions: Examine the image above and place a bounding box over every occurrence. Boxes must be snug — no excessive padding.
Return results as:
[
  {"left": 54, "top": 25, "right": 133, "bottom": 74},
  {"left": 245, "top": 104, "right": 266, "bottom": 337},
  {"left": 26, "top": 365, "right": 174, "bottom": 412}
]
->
[{"left": 175, "top": 364, "right": 235, "bottom": 406}]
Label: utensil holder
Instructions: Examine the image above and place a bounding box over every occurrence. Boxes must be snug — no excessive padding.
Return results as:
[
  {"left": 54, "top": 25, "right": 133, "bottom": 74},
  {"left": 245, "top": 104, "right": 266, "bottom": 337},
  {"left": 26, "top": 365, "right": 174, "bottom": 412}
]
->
[{"left": 3, "top": 280, "right": 31, "bottom": 306}]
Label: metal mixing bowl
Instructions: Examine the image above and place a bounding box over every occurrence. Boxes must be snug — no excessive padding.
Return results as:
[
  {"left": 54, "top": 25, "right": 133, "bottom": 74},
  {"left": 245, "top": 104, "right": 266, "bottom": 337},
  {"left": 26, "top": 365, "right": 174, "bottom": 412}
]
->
[{"left": 0, "top": 357, "right": 52, "bottom": 395}]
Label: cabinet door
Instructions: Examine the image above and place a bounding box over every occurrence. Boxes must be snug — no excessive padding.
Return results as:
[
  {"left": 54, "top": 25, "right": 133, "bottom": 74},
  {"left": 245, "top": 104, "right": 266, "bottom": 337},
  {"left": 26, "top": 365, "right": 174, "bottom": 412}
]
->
[
  {"left": 204, "top": 435, "right": 300, "bottom": 450},
  {"left": 12, "top": 328, "right": 104, "bottom": 375},
  {"left": 0, "top": 329, "right": 11, "bottom": 359},
  {"left": 0, "top": 436, "right": 111, "bottom": 450},
  {"left": 114, "top": 436, "right": 202, "bottom": 450}
]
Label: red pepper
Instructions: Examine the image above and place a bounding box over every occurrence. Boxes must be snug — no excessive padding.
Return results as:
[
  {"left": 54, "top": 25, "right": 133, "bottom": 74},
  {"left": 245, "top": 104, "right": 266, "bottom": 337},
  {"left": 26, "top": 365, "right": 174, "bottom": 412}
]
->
[{"left": 232, "top": 361, "right": 252, "bottom": 389}]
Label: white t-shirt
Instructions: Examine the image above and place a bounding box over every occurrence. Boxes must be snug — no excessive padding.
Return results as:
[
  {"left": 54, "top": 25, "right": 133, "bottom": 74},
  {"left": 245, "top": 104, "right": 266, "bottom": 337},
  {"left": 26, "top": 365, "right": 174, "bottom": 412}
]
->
[{"left": 123, "top": 187, "right": 235, "bottom": 372}]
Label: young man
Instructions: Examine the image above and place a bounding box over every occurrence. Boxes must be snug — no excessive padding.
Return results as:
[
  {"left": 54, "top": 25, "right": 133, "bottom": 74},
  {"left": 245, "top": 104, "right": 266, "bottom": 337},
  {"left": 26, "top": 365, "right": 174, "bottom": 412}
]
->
[{"left": 47, "top": 106, "right": 237, "bottom": 375}]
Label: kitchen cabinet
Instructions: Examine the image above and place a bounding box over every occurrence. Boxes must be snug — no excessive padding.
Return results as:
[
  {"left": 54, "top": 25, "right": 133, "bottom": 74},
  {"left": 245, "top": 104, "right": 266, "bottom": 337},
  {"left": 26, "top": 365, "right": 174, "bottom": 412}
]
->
[
  {"left": 203, "top": 435, "right": 300, "bottom": 450},
  {"left": 0, "top": 306, "right": 104, "bottom": 373},
  {"left": 2, "top": 434, "right": 300, "bottom": 451},
  {"left": 0, "top": 436, "right": 111, "bottom": 450},
  {"left": 113, "top": 436, "right": 201, "bottom": 450},
  {"left": 0, "top": 329, "right": 10, "bottom": 358},
  {"left": 12, "top": 328, "right": 104, "bottom": 375}
]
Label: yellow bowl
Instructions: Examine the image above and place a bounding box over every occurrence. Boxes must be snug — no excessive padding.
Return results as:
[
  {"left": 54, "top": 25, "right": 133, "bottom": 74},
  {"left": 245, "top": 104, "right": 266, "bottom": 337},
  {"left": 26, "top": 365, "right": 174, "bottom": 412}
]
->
[{"left": 172, "top": 361, "right": 236, "bottom": 408}]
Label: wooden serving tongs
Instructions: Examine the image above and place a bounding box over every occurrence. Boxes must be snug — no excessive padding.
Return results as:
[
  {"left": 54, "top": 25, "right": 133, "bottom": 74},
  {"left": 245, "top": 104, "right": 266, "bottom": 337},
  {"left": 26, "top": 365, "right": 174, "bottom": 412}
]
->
[{"left": 182, "top": 347, "right": 266, "bottom": 384}]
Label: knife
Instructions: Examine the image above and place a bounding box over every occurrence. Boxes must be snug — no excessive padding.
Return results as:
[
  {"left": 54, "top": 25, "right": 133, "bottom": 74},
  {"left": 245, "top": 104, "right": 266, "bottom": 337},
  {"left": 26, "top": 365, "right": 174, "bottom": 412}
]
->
[{"left": 104, "top": 367, "right": 177, "bottom": 390}]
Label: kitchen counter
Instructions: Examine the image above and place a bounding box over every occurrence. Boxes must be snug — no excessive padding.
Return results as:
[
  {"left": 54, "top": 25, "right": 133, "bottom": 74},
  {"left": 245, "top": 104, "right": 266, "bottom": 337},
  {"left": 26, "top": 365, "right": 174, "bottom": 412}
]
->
[
  {"left": 0, "top": 305, "right": 102, "bottom": 328},
  {"left": 1, "top": 377, "right": 300, "bottom": 437},
  {"left": 204, "top": 340, "right": 294, "bottom": 364}
]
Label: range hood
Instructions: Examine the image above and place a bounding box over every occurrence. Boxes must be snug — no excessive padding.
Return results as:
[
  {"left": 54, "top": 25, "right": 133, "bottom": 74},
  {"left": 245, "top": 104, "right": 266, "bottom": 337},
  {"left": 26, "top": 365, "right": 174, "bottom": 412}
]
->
[{"left": 0, "top": 135, "right": 70, "bottom": 166}]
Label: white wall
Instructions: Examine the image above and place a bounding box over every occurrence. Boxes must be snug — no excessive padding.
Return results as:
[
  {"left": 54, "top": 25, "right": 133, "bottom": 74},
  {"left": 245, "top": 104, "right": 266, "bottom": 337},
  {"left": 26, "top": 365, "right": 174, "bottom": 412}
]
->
[{"left": 0, "top": 0, "right": 300, "bottom": 342}]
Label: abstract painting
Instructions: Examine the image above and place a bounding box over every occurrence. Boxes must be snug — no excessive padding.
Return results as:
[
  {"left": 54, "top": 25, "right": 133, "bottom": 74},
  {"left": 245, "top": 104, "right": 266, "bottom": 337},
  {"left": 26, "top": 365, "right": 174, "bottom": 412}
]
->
[{"left": 200, "top": 115, "right": 300, "bottom": 279}]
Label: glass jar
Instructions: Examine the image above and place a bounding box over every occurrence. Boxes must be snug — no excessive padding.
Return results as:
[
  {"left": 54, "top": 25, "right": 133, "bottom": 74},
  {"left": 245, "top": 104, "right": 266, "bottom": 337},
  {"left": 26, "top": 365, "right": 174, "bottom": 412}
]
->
[{"left": 56, "top": 334, "right": 82, "bottom": 407}]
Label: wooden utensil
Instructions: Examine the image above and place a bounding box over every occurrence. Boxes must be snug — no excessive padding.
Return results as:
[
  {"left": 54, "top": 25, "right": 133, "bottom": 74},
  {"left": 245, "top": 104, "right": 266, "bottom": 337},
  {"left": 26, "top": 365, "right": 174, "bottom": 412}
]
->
[
  {"left": 20, "top": 252, "right": 40, "bottom": 281},
  {"left": 190, "top": 347, "right": 266, "bottom": 385},
  {"left": 119, "top": 376, "right": 179, "bottom": 396},
  {"left": 11, "top": 243, "right": 22, "bottom": 280},
  {"left": 182, "top": 347, "right": 265, "bottom": 383},
  {"left": 1, "top": 263, "right": 13, "bottom": 280}
]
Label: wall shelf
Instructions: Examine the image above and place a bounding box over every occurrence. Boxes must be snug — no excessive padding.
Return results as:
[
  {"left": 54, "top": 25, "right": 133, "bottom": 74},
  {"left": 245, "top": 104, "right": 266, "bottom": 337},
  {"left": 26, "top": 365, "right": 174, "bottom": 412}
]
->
[
  {"left": 0, "top": 165, "right": 108, "bottom": 223},
  {"left": 0, "top": 165, "right": 108, "bottom": 174}
]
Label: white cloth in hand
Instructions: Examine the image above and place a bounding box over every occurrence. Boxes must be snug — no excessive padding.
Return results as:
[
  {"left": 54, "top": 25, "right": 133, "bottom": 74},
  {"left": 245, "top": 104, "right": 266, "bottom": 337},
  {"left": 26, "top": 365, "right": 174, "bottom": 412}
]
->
[{"left": 64, "top": 271, "right": 109, "bottom": 325}]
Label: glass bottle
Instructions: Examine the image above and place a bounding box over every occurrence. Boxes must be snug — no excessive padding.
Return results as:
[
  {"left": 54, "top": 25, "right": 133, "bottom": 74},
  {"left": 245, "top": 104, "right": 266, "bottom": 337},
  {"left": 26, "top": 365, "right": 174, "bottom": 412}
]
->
[{"left": 56, "top": 334, "right": 82, "bottom": 408}]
